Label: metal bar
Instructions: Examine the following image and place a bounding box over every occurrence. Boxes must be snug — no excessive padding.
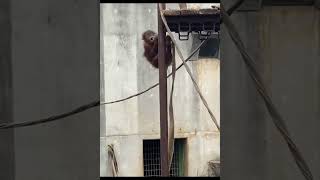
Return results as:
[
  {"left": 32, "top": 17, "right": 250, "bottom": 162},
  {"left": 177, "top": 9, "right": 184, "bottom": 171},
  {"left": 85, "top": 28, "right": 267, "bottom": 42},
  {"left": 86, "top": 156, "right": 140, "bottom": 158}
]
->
[{"left": 158, "top": 3, "right": 169, "bottom": 177}]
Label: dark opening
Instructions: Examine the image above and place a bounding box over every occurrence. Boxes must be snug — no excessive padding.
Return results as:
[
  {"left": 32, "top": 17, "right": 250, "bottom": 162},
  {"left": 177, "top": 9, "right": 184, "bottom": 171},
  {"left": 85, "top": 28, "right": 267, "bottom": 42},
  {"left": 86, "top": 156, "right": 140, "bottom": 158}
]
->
[
  {"left": 143, "top": 139, "right": 186, "bottom": 177},
  {"left": 198, "top": 38, "right": 220, "bottom": 59}
]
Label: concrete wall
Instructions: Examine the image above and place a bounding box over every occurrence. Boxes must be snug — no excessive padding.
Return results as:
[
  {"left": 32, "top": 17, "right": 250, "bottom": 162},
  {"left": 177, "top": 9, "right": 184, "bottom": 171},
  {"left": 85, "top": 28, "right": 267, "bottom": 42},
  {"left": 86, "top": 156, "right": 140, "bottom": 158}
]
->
[
  {"left": 100, "top": 3, "right": 220, "bottom": 177},
  {"left": 7, "top": 0, "right": 100, "bottom": 180},
  {"left": 221, "top": 2, "right": 320, "bottom": 180},
  {"left": 0, "top": 0, "right": 14, "bottom": 179}
]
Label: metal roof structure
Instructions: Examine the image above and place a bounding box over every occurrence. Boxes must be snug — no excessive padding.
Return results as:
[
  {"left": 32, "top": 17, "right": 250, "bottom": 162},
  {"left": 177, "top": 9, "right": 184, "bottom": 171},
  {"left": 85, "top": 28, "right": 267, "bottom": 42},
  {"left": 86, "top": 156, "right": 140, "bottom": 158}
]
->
[{"left": 162, "top": 8, "right": 221, "bottom": 40}]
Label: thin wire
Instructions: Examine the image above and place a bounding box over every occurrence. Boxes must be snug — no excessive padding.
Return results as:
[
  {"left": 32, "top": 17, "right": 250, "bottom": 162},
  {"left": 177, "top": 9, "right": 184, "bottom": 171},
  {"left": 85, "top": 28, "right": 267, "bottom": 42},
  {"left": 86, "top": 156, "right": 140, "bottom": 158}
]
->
[
  {"left": 0, "top": 40, "right": 208, "bottom": 130},
  {"left": 101, "top": 39, "right": 208, "bottom": 105},
  {"left": 0, "top": 101, "right": 100, "bottom": 129},
  {"left": 221, "top": 4, "right": 313, "bottom": 180}
]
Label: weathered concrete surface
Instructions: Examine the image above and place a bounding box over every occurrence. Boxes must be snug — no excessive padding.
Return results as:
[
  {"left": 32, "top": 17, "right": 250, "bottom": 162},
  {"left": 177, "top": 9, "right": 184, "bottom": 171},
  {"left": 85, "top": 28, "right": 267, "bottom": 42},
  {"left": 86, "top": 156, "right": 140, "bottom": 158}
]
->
[
  {"left": 221, "top": 2, "right": 320, "bottom": 180},
  {"left": 10, "top": 0, "right": 100, "bottom": 179},
  {"left": 0, "top": 0, "right": 14, "bottom": 179},
  {"left": 101, "top": 3, "right": 220, "bottom": 176}
]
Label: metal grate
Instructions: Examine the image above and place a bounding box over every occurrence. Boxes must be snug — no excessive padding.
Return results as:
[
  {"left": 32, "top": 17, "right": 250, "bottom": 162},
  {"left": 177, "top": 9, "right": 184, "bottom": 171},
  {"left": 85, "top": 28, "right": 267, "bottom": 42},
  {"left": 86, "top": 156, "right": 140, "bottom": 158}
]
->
[
  {"left": 143, "top": 139, "right": 185, "bottom": 177},
  {"left": 163, "top": 8, "right": 221, "bottom": 41}
]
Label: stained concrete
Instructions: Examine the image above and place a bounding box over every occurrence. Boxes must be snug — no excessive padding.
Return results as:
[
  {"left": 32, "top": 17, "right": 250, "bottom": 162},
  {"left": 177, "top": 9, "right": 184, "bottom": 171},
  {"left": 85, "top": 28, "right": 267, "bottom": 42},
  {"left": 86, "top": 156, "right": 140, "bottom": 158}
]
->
[
  {"left": 221, "top": 2, "right": 320, "bottom": 180},
  {"left": 5, "top": 0, "right": 100, "bottom": 179},
  {"left": 101, "top": 3, "right": 220, "bottom": 176},
  {"left": 0, "top": 0, "right": 14, "bottom": 179}
]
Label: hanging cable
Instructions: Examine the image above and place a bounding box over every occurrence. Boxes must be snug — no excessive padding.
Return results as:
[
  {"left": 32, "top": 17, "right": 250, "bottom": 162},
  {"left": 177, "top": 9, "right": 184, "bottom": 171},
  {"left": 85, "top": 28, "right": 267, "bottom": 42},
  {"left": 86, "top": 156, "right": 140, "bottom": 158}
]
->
[
  {"left": 0, "top": 40, "right": 208, "bottom": 130},
  {"left": 0, "top": 101, "right": 100, "bottom": 129},
  {"left": 101, "top": 39, "right": 208, "bottom": 105}
]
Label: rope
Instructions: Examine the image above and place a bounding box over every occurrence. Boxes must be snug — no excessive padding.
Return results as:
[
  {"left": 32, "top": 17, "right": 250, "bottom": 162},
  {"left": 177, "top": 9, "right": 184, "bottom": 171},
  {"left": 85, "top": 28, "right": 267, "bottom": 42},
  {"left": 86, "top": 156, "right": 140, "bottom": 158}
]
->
[
  {"left": 107, "top": 144, "right": 119, "bottom": 176},
  {"left": 167, "top": 39, "right": 176, "bottom": 172}
]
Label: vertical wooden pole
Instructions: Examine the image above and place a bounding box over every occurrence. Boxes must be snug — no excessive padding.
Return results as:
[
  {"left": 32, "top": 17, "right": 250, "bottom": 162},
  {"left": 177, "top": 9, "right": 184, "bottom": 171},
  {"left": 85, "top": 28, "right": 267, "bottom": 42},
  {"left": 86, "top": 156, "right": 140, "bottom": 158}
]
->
[{"left": 157, "top": 3, "right": 169, "bottom": 176}]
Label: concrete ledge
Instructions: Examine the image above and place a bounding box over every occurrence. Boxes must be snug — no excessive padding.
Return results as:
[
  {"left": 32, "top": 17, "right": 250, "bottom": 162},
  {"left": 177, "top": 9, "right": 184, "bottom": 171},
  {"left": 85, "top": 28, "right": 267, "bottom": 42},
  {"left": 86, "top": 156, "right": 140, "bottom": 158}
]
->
[{"left": 163, "top": 8, "right": 220, "bottom": 16}]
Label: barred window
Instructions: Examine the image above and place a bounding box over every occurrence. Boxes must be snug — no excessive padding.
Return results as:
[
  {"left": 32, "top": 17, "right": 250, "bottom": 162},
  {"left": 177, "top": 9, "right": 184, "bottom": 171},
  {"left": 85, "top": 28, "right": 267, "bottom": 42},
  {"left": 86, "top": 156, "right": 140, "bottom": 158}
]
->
[{"left": 143, "top": 139, "right": 186, "bottom": 176}]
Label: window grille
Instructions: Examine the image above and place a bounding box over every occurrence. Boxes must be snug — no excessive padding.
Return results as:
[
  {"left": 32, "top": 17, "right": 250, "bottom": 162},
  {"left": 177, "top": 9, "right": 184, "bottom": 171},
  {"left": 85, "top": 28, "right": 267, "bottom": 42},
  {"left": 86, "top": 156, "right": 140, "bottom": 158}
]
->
[{"left": 143, "top": 139, "right": 185, "bottom": 176}]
